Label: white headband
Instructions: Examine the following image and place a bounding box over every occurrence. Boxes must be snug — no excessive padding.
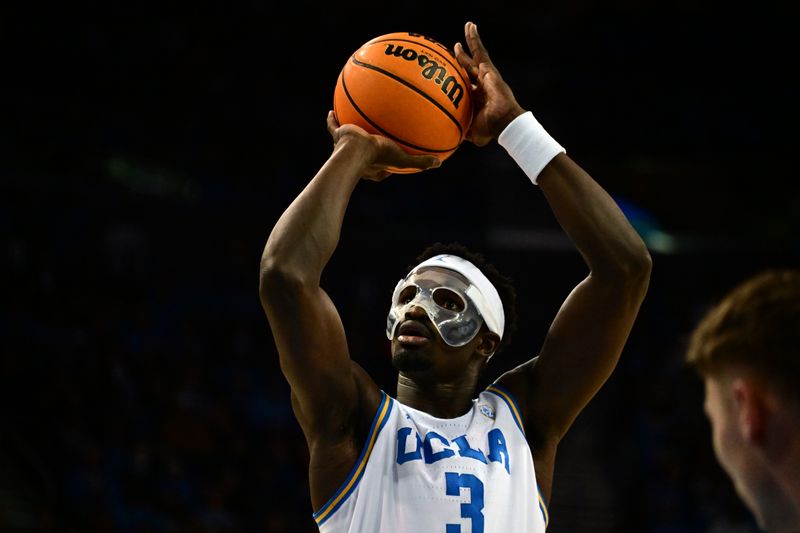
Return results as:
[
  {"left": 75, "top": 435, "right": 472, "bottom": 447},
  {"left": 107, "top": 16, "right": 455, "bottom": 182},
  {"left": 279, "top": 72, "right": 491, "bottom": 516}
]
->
[{"left": 409, "top": 254, "right": 505, "bottom": 339}]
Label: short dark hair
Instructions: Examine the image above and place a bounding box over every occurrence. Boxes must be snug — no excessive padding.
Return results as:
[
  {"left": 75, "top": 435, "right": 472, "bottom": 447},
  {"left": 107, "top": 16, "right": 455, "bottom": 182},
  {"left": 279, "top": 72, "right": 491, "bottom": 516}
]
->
[
  {"left": 409, "top": 242, "right": 518, "bottom": 355},
  {"left": 686, "top": 269, "right": 800, "bottom": 401}
]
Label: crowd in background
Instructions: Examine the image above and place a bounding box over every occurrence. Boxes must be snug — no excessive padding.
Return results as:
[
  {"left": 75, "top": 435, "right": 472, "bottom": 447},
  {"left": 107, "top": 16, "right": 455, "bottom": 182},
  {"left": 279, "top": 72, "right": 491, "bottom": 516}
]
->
[
  {"left": 2, "top": 2, "right": 796, "bottom": 531},
  {"left": 3, "top": 183, "right": 789, "bottom": 531}
]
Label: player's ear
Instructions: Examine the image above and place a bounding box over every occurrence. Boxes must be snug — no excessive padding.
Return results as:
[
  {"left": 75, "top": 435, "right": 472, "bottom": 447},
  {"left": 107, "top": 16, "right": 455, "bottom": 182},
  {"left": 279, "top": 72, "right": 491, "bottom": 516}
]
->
[
  {"left": 732, "top": 377, "right": 767, "bottom": 445},
  {"left": 476, "top": 331, "right": 500, "bottom": 359}
]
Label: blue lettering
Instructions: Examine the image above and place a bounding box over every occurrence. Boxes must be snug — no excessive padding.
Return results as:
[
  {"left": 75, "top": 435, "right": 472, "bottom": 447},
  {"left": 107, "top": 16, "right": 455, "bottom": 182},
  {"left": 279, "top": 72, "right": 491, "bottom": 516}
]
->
[
  {"left": 395, "top": 428, "right": 510, "bottom": 474},
  {"left": 423, "top": 431, "right": 455, "bottom": 463},
  {"left": 396, "top": 427, "right": 423, "bottom": 464},
  {"left": 453, "top": 435, "right": 487, "bottom": 464},
  {"left": 487, "top": 428, "right": 510, "bottom": 473}
]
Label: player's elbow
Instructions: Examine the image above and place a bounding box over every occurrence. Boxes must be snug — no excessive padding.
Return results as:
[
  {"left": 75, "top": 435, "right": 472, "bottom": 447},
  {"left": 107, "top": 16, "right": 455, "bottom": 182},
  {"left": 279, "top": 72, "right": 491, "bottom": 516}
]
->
[
  {"left": 626, "top": 244, "right": 652, "bottom": 286},
  {"left": 620, "top": 245, "right": 652, "bottom": 304},
  {"left": 596, "top": 243, "right": 652, "bottom": 296},
  {"left": 259, "top": 258, "right": 304, "bottom": 307}
]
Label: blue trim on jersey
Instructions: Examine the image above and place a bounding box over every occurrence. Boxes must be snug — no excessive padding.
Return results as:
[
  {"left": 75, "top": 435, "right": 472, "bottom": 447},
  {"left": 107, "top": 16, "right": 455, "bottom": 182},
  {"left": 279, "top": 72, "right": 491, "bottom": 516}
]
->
[
  {"left": 485, "top": 383, "right": 525, "bottom": 435},
  {"left": 313, "top": 391, "right": 394, "bottom": 526},
  {"left": 537, "top": 486, "right": 549, "bottom": 527}
]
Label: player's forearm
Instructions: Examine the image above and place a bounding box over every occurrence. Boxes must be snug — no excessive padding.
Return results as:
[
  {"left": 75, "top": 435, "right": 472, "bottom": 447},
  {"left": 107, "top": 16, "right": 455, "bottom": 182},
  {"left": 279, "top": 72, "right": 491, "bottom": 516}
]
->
[
  {"left": 538, "top": 155, "right": 652, "bottom": 282},
  {"left": 261, "top": 139, "right": 369, "bottom": 287}
]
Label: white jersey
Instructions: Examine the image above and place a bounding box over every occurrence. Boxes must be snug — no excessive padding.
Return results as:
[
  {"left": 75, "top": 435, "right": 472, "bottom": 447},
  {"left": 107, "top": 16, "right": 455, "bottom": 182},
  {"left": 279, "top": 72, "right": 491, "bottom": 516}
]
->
[{"left": 313, "top": 384, "right": 549, "bottom": 532}]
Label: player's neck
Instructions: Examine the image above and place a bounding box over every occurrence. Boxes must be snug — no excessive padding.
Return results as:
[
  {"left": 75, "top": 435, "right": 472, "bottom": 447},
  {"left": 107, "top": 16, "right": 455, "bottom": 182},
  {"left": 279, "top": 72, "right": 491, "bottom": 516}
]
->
[{"left": 395, "top": 373, "right": 477, "bottom": 419}]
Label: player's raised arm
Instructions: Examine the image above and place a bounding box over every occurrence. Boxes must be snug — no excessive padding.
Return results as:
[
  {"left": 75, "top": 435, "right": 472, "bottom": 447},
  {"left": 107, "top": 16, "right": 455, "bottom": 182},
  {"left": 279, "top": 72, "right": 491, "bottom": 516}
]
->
[
  {"left": 529, "top": 152, "right": 652, "bottom": 430},
  {"left": 259, "top": 113, "right": 439, "bottom": 434},
  {"left": 457, "top": 20, "right": 651, "bottom": 487}
]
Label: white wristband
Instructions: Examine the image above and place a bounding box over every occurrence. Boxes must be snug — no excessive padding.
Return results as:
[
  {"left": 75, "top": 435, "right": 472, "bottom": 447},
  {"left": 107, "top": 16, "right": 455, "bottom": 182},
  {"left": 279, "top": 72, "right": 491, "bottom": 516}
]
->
[{"left": 498, "top": 111, "right": 565, "bottom": 185}]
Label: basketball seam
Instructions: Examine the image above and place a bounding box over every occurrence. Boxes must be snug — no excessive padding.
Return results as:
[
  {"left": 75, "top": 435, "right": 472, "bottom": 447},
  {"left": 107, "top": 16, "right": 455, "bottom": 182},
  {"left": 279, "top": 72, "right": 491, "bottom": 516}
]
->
[
  {"left": 342, "top": 65, "right": 461, "bottom": 153},
  {"left": 349, "top": 56, "right": 463, "bottom": 146}
]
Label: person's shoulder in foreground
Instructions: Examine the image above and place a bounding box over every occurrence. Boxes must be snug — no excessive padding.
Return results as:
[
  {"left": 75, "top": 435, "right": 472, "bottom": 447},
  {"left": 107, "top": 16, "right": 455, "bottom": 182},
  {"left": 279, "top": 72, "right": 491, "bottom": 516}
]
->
[
  {"left": 687, "top": 269, "right": 800, "bottom": 533},
  {"left": 259, "top": 20, "right": 652, "bottom": 532}
]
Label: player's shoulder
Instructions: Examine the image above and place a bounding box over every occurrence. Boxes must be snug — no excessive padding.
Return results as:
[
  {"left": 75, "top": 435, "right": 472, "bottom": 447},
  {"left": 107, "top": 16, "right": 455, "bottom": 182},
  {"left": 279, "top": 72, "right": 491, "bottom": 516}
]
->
[
  {"left": 490, "top": 356, "right": 539, "bottom": 403},
  {"left": 350, "top": 361, "right": 387, "bottom": 424},
  {"left": 477, "top": 382, "right": 524, "bottom": 431}
]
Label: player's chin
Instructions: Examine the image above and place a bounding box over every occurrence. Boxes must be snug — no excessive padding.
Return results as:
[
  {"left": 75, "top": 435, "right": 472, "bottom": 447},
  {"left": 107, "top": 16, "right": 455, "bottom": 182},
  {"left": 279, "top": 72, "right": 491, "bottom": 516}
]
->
[{"left": 391, "top": 344, "right": 434, "bottom": 372}]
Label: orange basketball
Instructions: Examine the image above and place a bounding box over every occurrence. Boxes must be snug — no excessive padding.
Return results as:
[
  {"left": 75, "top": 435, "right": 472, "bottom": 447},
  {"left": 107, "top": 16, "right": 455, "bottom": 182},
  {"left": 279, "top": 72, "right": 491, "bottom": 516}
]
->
[{"left": 333, "top": 32, "right": 473, "bottom": 173}]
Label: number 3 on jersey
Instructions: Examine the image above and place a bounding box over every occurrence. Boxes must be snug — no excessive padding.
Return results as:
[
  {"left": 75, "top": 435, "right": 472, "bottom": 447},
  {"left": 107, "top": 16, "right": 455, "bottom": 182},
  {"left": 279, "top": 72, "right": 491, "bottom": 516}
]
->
[{"left": 445, "top": 472, "right": 484, "bottom": 533}]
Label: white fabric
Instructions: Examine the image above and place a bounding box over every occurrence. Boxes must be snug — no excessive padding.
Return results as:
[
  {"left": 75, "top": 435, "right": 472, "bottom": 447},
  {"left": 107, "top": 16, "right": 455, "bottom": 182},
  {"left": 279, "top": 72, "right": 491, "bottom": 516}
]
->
[
  {"left": 314, "top": 386, "right": 548, "bottom": 532},
  {"left": 411, "top": 254, "right": 505, "bottom": 339},
  {"left": 498, "top": 111, "right": 565, "bottom": 185}
]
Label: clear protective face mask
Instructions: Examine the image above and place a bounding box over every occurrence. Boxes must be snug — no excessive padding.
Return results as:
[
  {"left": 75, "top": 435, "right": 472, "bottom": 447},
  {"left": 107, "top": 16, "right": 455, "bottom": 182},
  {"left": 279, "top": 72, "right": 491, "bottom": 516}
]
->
[{"left": 386, "top": 271, "right": 485, "bottom": 347}]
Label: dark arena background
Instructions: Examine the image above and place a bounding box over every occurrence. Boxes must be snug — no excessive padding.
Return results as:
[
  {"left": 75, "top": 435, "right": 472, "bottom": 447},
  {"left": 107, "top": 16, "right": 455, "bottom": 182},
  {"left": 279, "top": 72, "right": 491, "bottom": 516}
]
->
[{"left": 2, "top": 2, "right": 797, "bottom": 532}]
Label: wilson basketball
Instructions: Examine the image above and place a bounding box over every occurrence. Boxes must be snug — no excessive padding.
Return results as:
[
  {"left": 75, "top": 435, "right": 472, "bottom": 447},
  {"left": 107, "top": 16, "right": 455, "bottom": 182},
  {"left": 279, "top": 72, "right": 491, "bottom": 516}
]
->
[{"left": 333, "top": 32, "right": 473, "bottom": 173}]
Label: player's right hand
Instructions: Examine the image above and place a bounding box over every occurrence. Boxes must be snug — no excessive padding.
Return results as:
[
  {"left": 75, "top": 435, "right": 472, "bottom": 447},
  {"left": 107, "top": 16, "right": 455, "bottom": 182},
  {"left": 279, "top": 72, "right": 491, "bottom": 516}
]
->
[{"left": 327, "top": 111, "right": 441, "bottom": 181}]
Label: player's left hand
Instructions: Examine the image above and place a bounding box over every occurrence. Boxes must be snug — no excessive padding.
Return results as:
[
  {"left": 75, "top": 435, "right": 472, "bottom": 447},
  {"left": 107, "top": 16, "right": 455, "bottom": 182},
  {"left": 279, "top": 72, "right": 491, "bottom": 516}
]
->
[{"left": 455, "top": 21, "right": 525, "bottom": 146}]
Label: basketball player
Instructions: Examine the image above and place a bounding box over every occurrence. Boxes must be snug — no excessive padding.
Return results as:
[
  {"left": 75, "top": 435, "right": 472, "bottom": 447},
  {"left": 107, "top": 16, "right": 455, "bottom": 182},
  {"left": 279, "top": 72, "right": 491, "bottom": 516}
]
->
[
  {"left": 260, "top": 21, "right": 652, "bottom": 531},
  {"left": 686, "top": 270, "right": 800, "bottom": 532}
]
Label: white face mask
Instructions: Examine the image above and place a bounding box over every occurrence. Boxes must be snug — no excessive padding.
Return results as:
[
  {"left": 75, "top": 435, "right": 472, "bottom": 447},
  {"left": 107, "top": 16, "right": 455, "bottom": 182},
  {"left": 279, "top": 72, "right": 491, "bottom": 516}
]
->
[
  {"left": 386, "top": 254, "right": 505, "bottom": 345},
  {"left": 386, "top": 271, "right": 485, "bottom": 347}
]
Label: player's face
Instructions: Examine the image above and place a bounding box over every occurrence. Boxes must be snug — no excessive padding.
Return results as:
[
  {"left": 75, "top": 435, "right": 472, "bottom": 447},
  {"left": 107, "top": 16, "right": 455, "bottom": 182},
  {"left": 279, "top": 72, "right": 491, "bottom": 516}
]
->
[
  {"left": 703, "top": 377, "right": 771, "bottom": 528},
  {"left": 704, "top": 378, "right": 741, "bottom": 476},
  {"left": 387, "top": 266, "right": 484, "bottom": 348},
  {"left": 389, "top": 268, "right": 481, "bottom": 374}
]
